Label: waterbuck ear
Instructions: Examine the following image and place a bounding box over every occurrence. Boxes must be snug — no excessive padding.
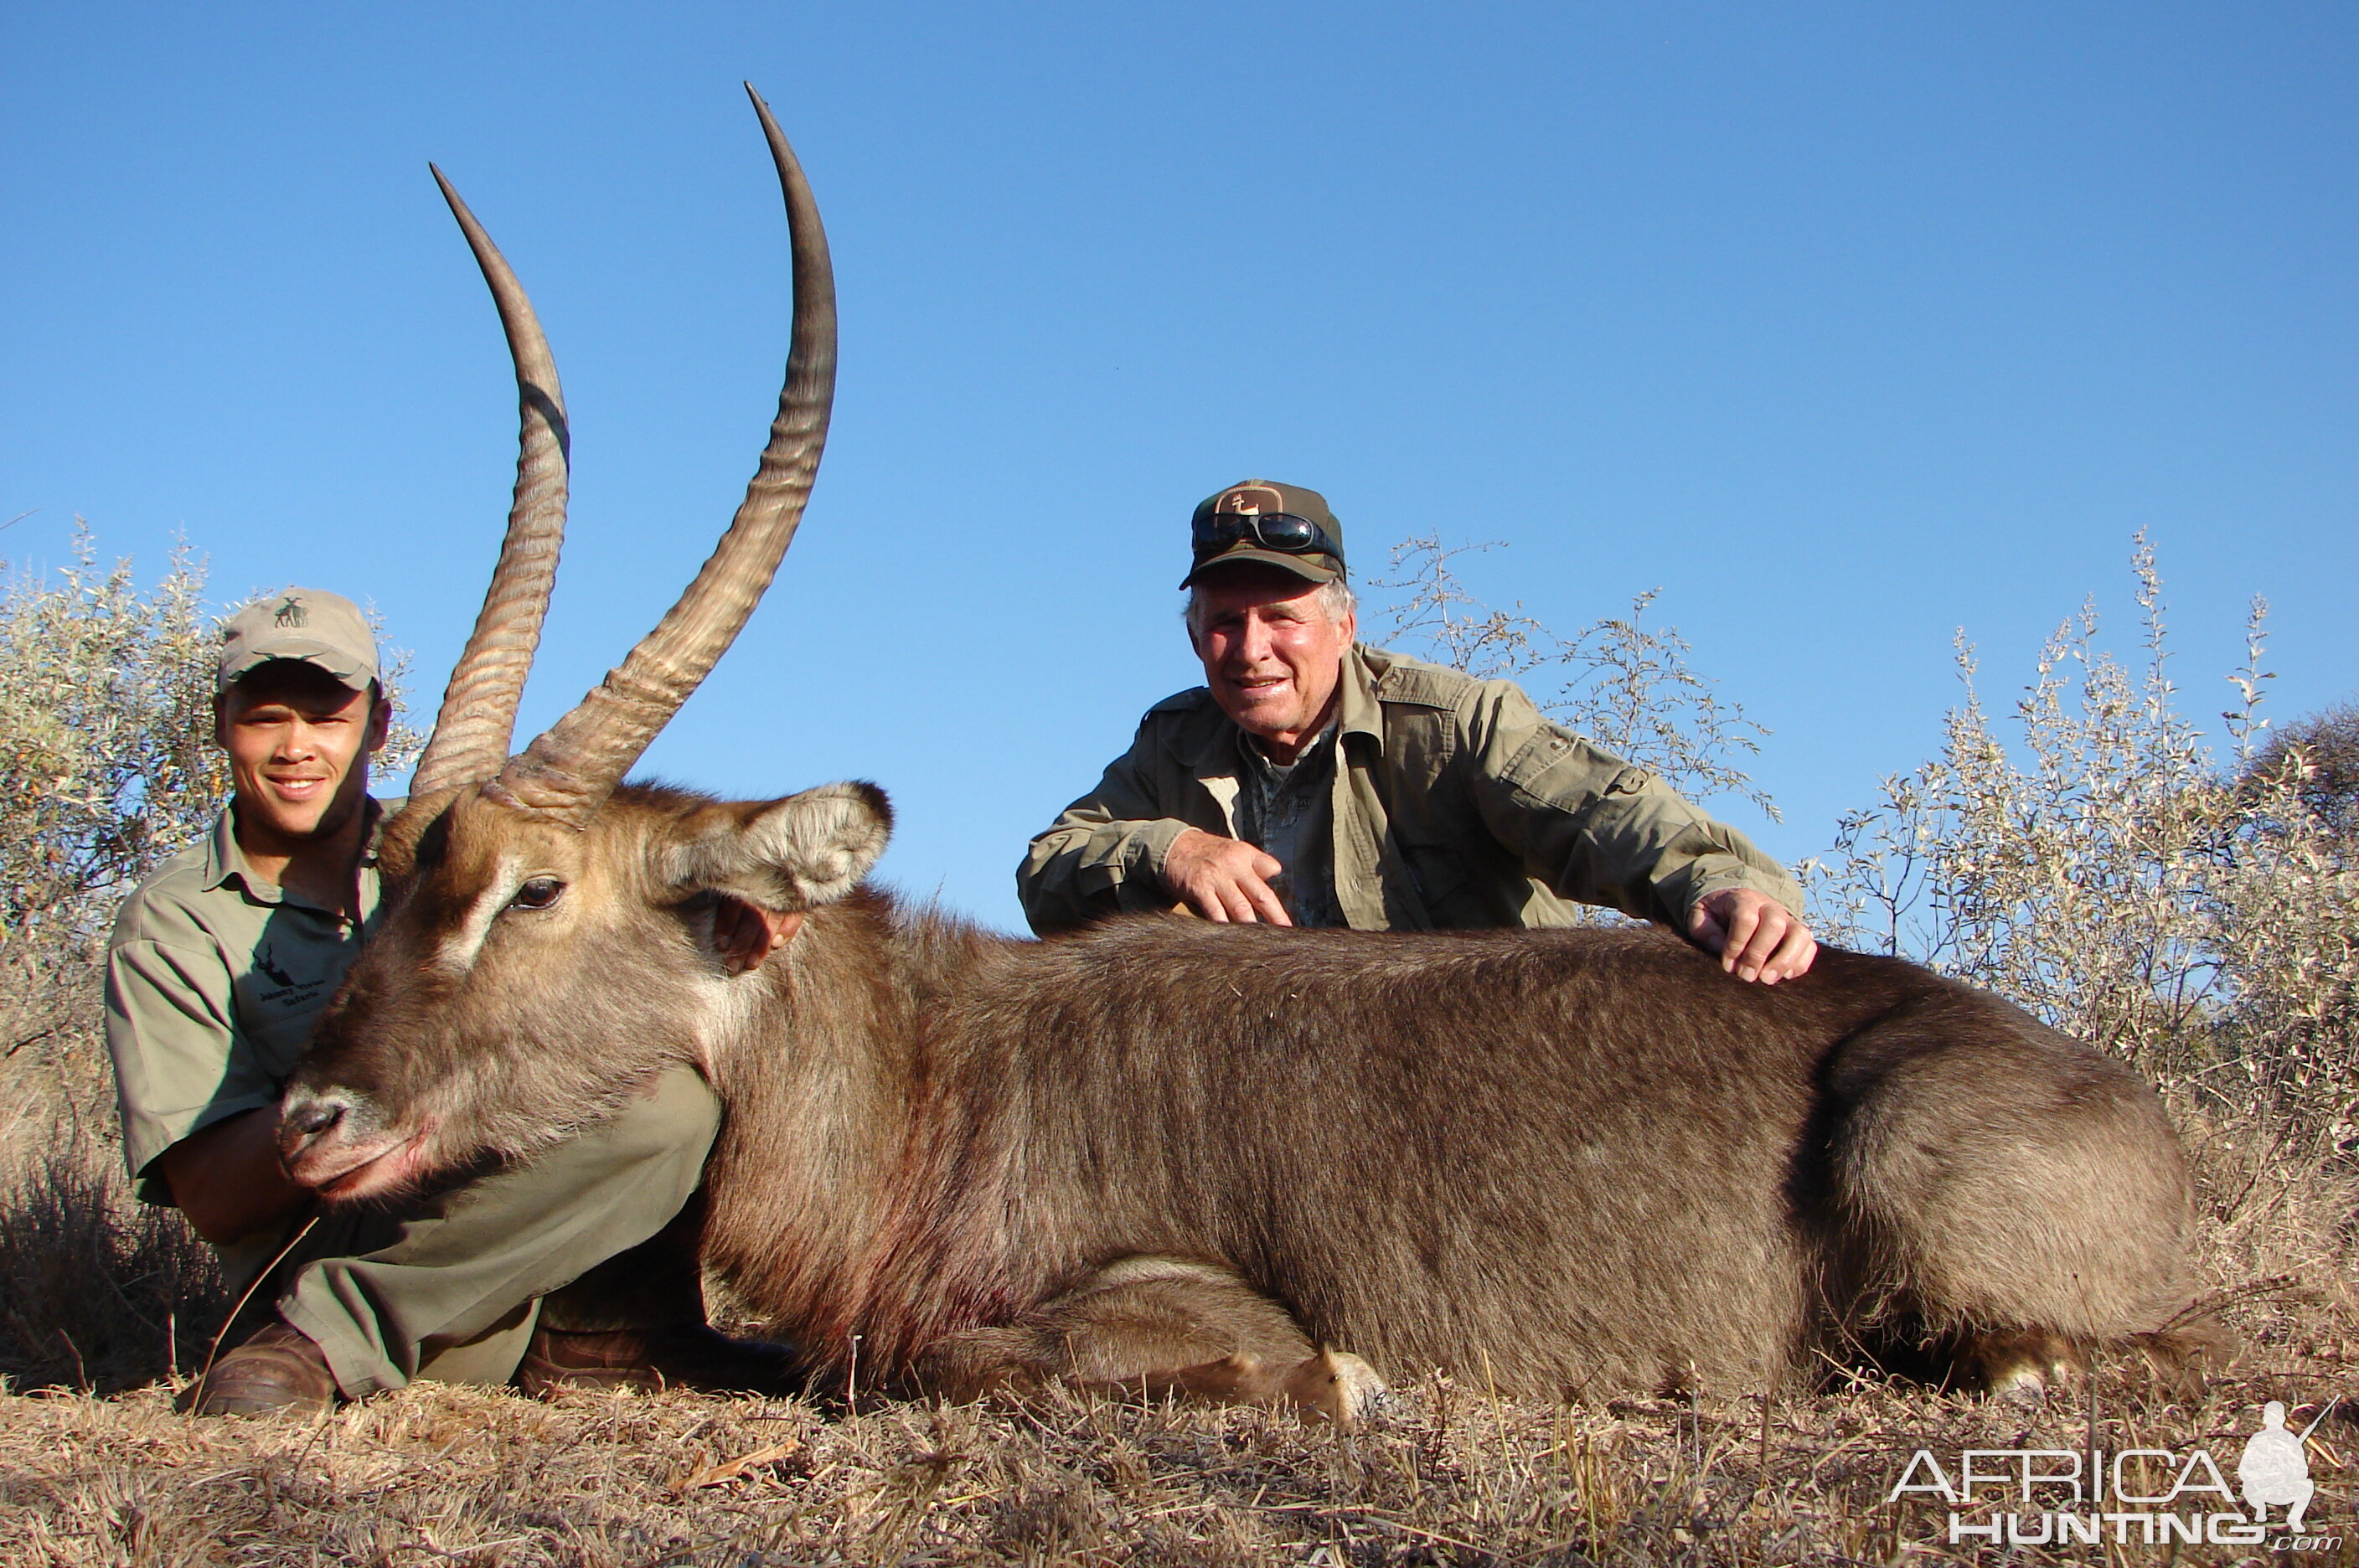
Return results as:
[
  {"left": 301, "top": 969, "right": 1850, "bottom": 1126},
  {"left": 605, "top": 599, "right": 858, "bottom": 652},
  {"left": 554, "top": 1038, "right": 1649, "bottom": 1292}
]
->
[{"left": 665, "top": 781, "right": 892, "bottom": 910}]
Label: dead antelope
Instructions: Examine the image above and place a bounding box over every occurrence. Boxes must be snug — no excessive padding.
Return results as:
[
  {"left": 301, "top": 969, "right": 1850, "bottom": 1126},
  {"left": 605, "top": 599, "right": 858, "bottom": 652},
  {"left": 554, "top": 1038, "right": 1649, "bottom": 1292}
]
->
[{"left": 280, "top": 89, "right": 2202, "bottom": 1422}]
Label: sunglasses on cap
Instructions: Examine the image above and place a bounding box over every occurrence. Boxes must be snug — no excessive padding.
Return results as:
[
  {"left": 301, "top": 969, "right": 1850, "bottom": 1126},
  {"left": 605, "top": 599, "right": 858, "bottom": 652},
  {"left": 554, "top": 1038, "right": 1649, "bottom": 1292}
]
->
[{"left": 1190, "top": 511, "right": 1342, "bottom": 560}]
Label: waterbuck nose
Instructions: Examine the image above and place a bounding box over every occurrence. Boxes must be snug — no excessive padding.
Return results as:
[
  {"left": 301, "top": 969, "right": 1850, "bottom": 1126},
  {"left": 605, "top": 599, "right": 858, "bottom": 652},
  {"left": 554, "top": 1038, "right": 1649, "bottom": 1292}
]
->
[{"left": 278, "top": 1091, "right": 349, "bottom": 1161}]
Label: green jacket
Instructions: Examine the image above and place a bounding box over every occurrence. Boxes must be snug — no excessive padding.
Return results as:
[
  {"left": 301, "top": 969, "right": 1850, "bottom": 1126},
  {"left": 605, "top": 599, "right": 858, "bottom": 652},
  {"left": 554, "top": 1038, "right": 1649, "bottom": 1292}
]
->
[{"left": 1018, "top": 643, "right": 1801, "bottom": 935}]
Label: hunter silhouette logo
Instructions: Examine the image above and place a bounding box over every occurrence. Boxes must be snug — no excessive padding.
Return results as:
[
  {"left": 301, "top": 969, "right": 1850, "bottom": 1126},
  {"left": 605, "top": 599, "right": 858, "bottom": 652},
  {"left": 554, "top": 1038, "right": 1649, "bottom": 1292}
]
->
[
  {"left": 2240, "top": 1400, "right": 2322, "bottom": 1532},
  {"left": 272, "top": 596, "right": 308, "bottom": 629}
]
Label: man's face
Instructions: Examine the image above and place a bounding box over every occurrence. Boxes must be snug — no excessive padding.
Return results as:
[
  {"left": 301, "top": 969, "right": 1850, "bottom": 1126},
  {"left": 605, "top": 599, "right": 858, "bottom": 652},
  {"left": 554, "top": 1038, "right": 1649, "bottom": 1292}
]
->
[
  {"left": 1190, "top": 566, "right": 1356, "bottom": 751},
  {"left": 214, "top": 663, "right": 390, "bottom": 850}
]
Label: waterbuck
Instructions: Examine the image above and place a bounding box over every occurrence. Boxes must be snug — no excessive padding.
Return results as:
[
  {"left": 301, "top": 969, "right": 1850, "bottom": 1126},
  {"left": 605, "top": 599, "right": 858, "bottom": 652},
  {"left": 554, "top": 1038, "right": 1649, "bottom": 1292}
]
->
[{"left": 280, "top": 88, "right": 2202, "bottom": 1422}]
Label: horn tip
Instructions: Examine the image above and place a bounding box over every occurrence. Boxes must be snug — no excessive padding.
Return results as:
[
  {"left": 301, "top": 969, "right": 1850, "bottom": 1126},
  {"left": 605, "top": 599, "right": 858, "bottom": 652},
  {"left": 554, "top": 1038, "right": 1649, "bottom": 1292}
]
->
[
  {"left": 745, "top": 82, "right": 782, "bottom": 133},
  {"left": 431, "top": 163, "right": 468, "bottom": 214}
]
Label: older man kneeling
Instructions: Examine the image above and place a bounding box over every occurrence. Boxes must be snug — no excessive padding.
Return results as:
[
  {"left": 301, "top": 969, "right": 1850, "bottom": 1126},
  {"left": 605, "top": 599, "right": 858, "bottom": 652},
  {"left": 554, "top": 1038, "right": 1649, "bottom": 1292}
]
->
[{"left": 1019, "top": 480, "right": 1816, "bottom": 983}]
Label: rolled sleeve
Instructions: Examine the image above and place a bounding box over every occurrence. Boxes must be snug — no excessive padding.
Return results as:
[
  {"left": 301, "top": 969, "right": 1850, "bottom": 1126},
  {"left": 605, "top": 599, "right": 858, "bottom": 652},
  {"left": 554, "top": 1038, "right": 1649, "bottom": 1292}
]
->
[
  {"left": 1019, "top": 720, "right": 1200, "bottom": 933},
  {"left": 1019, "top": 814, "right": 1195, "bottom": 931},
  {"left": 1464, "top": 683, "right": 1802, "bottom": 928},
  {"left": 106, "top": 936, "right": 276, "bottom": 1202}
]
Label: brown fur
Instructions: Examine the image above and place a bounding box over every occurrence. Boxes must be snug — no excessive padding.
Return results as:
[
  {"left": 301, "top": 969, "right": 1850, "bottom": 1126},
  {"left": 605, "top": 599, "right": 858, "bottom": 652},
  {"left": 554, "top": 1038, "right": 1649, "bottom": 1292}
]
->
[{"left": 284, "top": 782, "right": 2200, "bottom": 1407}]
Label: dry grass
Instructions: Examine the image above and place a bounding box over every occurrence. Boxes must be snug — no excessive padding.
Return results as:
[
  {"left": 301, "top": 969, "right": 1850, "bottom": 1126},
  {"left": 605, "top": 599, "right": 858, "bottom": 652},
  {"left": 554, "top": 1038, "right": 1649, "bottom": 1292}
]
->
[
  {"left": 0, "top": 1032, "right": 225, "bottom": 1398},
  {"left": 4, "top": 1347, "right": 2352, "bottom": 1566}
]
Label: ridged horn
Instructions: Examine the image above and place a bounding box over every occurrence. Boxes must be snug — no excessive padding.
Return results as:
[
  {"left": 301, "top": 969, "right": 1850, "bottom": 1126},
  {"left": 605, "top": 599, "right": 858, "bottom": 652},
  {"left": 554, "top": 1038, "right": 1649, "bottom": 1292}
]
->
[
  {"left": 483, "top": 83, "right": 834, "bottom": 828},
  {"left": 404, "top": 166, "right": 570, "bottom": 800}
]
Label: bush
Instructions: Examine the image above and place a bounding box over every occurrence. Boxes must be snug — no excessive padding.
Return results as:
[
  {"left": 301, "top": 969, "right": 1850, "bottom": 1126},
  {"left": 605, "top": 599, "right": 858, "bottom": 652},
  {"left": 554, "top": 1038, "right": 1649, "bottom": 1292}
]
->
[
  {"left": 2245, "top": 696, "right": 2359, "bottom": 843},
  {"left": 1803, "top": 536, "right": 2358, "bottom": 1140}
]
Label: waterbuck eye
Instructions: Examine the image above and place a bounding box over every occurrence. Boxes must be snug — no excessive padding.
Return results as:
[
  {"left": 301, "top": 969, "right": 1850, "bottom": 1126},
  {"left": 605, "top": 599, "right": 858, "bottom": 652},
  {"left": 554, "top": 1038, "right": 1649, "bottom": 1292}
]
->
[{"left": 510, "top": 877, "right": 565, "bottom": 911}]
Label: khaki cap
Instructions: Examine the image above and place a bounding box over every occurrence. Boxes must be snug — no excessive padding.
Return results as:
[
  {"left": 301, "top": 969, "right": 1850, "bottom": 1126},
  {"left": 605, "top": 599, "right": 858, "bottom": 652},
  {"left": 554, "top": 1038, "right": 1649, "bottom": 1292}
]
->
[
  {"left": 218, "top": 588, "right": 379, "bottom": 694},
  {"left": 1181, "top": 479, "right": 1345, "bottom": 588}
]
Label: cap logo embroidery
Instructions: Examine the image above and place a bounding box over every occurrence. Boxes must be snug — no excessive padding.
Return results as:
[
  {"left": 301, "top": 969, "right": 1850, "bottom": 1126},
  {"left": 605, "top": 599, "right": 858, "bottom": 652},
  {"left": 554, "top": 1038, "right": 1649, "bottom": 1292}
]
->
[{"left": 274, "top": 596, "right": 309, "bottom": 629}]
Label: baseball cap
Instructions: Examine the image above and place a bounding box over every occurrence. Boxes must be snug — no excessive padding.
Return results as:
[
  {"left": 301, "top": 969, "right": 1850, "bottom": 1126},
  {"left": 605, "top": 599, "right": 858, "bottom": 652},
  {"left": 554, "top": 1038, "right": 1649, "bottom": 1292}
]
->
[
  {"left": 1181, "top": 479, "right": 1346, "bottom": 588},
  {"left": 218, "top": 588, "right": 380, "bottom": 694}
]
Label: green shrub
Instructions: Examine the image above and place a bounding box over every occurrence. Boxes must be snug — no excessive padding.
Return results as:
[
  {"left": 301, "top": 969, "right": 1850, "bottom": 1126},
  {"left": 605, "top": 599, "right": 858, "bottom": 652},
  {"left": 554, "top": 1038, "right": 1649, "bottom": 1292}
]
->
[{"left": 1803, "top": 536, "right": 2357, "bottom": 1150}]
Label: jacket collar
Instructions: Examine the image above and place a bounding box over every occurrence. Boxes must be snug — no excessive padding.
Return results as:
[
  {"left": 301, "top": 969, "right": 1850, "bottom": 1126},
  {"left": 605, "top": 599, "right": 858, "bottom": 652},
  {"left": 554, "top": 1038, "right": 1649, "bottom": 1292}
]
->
[{"left": 1338, "top": 642, "right": 1388, "bottom": 752}]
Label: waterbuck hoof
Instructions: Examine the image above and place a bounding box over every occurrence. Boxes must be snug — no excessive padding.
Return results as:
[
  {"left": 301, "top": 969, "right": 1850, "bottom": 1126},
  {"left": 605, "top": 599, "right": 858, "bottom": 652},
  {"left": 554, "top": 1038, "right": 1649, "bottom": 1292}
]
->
[
  {"left": 1959, "top": 1328, "right": 2080, "bottom": 1405},
  {"left": 518, "top": 1323, "right": 803, "bottom": 1399},
  {"left": 1283, "top": 1349, "right": 1389, "bottom": 1431},
  {"left": 1996, "top": 1368, "right": 2049, "bottom": 1409}
]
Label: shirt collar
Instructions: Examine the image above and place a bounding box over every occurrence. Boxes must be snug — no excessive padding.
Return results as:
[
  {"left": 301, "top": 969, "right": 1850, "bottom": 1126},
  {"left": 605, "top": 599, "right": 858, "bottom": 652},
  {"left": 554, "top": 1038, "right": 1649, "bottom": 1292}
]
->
[
  {"left": 199, "top": 797, "right": 386, "bottom": 905},
  {"left": 199, "top": 808, "right": 264, "bottom": 898},
  {"left": 1236, "top": 717, "right": 1338, "bottom": 781}
]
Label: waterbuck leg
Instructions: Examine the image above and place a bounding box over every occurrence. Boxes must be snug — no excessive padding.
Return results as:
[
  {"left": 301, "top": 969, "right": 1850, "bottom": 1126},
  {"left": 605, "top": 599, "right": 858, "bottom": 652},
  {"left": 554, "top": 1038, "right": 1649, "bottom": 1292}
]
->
[
  {"left": 917, "top": 1256, "right": 1388, "bottom": 1428},
  {"left": 1825, "top": 992, "right": 2198, "bottom": 1392}
]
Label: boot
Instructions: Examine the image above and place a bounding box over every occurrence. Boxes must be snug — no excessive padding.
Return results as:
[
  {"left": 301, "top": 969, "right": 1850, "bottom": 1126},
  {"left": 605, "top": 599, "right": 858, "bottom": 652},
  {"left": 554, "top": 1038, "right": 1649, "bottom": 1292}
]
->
[{"left": 178, "top": 1321, "right": 338, "bottom": 1416}]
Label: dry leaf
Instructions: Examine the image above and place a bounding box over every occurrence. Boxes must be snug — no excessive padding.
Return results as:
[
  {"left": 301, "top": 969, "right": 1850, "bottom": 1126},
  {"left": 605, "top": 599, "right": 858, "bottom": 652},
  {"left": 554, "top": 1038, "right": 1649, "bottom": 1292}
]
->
[{"left": 670, "top": 1439, "right": 803, "bottom": 1493}]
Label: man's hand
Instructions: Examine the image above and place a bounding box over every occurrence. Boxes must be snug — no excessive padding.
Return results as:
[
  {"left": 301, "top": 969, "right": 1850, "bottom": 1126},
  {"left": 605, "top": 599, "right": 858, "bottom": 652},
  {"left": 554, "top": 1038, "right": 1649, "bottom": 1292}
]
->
[
  {"left": 1689, "top": 889, "right": 1817, "bottom": 984},
  {"left": 155, "top": 1105, "right": 316, "bottom": 1245},
  {"left": 1162, "top": 828, "right": 1293, "bottom": 925}
]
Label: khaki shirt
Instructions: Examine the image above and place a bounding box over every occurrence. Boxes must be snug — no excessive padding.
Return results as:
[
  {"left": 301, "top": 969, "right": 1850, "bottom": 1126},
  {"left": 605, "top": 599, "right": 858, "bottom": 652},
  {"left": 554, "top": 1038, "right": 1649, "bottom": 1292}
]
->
[
  {"left": 105, "top": 802, "right": 387, "bottom": 1206},
  {"left": 1018, "top": 644, "right": 1801, "bottom": 934}
]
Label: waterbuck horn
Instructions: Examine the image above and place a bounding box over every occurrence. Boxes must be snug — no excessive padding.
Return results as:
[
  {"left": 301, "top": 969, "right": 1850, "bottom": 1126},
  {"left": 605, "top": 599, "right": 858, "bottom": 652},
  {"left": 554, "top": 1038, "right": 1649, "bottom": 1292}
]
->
[
  {"left": 482, "top": 83, "right": 836, "bottom": 827},
  {"left": 404, "top": 166, "right": 571, "bottom": 802}
]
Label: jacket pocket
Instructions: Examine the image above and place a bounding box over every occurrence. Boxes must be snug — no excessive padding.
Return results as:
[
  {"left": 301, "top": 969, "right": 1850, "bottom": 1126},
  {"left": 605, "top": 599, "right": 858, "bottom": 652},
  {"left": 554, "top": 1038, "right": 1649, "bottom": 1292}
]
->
[{"left": 1399, "top": 839, "right": 1471, "bottom": 909}]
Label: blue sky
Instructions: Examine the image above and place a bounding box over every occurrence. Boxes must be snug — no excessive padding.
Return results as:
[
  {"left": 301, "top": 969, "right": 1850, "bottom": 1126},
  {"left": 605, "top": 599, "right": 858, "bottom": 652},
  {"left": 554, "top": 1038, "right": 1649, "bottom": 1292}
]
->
[{"left": 4, "top": 4, "right": 2353, "bottom": 931}]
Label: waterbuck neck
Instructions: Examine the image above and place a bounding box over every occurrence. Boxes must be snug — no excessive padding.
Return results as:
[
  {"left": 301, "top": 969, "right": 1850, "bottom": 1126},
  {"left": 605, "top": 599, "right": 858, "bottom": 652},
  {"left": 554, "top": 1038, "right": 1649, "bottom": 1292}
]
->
[{"left": 694, "top": 893, "right": 1020, "bottom": 1357}]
